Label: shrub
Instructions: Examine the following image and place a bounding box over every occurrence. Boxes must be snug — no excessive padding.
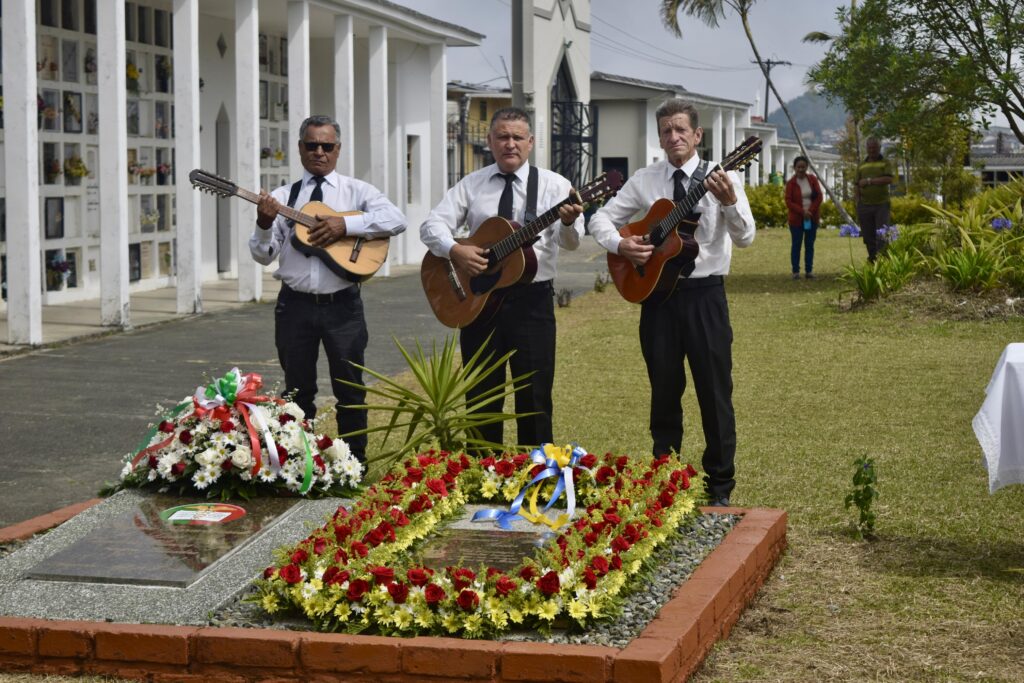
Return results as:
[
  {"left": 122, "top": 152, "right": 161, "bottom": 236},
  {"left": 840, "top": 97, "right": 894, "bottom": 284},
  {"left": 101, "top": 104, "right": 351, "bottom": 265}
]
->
[
  {"left": 965, "top": 177, "right": 1024, "bottom": 214},
  {"left": 890, "top": 195, "right": 941, "bottom": 225},
  {"left": 745, "top": 184, "right": 787, "bottom": 228}
]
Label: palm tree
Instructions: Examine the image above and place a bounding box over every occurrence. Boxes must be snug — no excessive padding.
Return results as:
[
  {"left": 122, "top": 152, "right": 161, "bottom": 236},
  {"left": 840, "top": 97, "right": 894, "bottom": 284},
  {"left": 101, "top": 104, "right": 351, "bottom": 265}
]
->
[{"left": 660, "top": 0, "right": 857, "bottom": 227}]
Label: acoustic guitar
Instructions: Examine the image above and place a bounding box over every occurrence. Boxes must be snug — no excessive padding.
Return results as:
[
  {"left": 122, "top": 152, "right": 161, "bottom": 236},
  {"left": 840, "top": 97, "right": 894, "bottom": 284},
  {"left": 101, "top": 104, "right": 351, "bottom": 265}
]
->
[
  {"left": 189, "top": 169, "right": 388, "bottom": 282},
  {"left": 421, "top": 170, "right": 624, "bottom": 328},
  {"left": 607, "top": 136, "right": 762, "bottom": 304}
]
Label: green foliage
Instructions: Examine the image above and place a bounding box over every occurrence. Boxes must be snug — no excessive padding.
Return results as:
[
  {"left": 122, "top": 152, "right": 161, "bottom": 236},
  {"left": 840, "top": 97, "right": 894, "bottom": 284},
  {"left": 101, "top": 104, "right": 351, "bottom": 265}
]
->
[
  {"left": 745, "top": 183, "right": 787, "bottom": 227},
  {"left": 841, "top": 259, "right": 887, "bottom": 302},
  {"left": 890, "top": 195, "right": 942, "bottom": 225},
  {"left": 921, "top": 204, "right": 1024, "bottom": 291},
  {"left": 965, "top": 177, "right": 1024, "bottom": 214},
  {"left": 820, "top": 198, "right": 855, "bottom": 228},
  {"left": 339, "top": 335, "right": 530, "bottom": 478},
  {"left": 844, "top": 456, "right": 878, "bottom": 540}
]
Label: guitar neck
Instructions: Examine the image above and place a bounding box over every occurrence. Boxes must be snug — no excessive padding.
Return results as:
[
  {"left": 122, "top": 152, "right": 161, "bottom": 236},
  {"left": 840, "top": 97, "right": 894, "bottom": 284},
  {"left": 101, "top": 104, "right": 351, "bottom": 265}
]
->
[
  {"left": 654, "top": 163, "right": 722, "bottom": 241},
  {"left": 233, "top": 186, "right": 316, "bottom": 228},
  {"left": 488, "top": 199, "right": 573, "bottom": 262}
]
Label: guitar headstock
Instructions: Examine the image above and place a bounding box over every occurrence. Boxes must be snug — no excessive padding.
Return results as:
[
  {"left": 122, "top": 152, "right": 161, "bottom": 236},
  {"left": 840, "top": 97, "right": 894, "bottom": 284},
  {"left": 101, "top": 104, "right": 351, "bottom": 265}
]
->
[
  {"left": 721, "top": 136, "right": 763, "bottom": 173},
  {"left": 578, "top": 170, "right": 625, "bottom": 206},
  {"left": 189, "top": 169, "right": 239, "bottom": 198}
]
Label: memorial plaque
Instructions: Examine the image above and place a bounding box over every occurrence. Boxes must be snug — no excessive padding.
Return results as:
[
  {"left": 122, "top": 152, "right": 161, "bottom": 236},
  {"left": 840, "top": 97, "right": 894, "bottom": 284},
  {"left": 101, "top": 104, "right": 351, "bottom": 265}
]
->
[
  {"left": 417, "top": 527, "right": 550, "bottom": 573},
  {"left": 26, "top": 494, "right": 300, "bottom": 588}
]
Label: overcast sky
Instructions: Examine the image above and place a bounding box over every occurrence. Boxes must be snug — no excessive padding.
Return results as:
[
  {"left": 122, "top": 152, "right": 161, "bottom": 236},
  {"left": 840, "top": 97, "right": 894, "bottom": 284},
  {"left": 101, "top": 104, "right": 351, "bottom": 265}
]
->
[{"left": 398, "top": 0, "right": 846, "bottom": 113}]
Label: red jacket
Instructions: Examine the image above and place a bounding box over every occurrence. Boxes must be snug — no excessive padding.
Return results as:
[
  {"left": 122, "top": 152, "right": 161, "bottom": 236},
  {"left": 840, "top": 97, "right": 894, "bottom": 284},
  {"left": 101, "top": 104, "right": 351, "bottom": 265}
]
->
[{"left": 784, "top": 174, "right": 823, "bottom": 227}]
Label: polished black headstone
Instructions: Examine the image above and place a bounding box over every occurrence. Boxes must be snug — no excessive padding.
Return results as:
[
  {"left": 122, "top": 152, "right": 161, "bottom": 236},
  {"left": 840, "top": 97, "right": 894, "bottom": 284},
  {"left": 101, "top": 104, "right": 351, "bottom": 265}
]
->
[{"left": 26, "top": 494, "right": 299, "bottom": 588}]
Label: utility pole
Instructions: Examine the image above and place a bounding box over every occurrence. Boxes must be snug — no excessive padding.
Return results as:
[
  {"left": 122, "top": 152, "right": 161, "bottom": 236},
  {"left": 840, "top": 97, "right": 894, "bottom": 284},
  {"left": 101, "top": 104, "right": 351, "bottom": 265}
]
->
[{"left": 754, "top": 58, "right": 791, "bottom": 120}]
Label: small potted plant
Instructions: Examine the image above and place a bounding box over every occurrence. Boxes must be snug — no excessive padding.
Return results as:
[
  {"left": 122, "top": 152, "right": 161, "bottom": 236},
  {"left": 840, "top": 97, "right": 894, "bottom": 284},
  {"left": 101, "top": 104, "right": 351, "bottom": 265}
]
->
[{"left": 64, "top": 155, "right": 90, "bottom": 185}]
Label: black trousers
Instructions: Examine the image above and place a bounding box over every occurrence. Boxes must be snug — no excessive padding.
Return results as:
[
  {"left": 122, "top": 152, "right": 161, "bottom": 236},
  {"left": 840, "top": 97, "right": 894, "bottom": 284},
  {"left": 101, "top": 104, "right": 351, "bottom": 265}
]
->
[
  {"left": 857, "top": 202, "right": 891, "bottom": 262},
  {"left": 460, "top": 280, "right": 556, "bottom": 449},
  {"left": 639, "top": 276, "right": 736, "bottom": 499},
  {"left": 274, "top": 284, "right": 368, "bottom": 460}
]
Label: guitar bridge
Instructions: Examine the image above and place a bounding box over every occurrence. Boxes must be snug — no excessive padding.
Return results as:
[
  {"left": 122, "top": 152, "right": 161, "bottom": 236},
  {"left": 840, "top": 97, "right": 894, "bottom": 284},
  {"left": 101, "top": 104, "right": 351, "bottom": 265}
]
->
[
  {"left": 349, "top": 237, "right": 364, "bottom": 262},
  {"left": 446, "top": 260, "right": 467, "bottom": 301}
]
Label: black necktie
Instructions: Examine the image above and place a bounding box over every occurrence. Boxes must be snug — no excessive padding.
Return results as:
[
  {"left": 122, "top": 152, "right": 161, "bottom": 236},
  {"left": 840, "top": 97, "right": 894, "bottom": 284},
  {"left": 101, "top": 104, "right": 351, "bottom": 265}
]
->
[
  {"left": 310, "top": 175, "right": 325, "bottom": 202},
  {"left": 673, "top": 168, "right": 687, "bottom": 202},
  {"left": 497, "top": 173, "right": 515, "bottom": 219}
]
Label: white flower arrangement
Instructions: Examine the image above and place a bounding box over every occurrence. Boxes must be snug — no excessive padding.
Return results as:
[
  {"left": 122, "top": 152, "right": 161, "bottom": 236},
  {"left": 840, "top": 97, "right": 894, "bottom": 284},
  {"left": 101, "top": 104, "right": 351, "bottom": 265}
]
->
[{"left": 111, "top": 368, "right": 362, "bottom": 499}]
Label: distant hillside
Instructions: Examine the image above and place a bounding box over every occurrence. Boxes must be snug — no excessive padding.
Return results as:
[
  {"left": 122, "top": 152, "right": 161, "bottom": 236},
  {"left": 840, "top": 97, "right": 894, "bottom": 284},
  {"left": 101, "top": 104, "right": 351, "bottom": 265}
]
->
[{"left": 766, "top": 91, "right": 847, "bottom": 142}]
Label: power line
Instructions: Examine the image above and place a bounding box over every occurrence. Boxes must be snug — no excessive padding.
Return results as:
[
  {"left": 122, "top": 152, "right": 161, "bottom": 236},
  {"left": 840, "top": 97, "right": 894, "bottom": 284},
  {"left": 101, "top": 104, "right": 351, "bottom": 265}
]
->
[{"left": 754, "top": 58, "right": 791, "bottom": 119}]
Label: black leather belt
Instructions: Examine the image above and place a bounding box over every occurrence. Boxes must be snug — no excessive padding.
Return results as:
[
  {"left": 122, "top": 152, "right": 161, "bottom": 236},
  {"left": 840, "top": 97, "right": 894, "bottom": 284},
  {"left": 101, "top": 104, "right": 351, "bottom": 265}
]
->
[
  {"left": 281, "top": 283, "right": 359, "bottom": 305},
  {"left": 501, "top": 280, "right": 554, "bottom": 300},
  {"left": 675, "top": 275, "right": 724, "bottom": 290}
]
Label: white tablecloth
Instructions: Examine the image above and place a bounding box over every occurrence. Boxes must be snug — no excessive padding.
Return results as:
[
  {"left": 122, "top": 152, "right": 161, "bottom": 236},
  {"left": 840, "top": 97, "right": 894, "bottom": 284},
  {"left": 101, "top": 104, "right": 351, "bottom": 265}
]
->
[{"left": 973, "top": 343, "right": 1024, "bottom": 493}]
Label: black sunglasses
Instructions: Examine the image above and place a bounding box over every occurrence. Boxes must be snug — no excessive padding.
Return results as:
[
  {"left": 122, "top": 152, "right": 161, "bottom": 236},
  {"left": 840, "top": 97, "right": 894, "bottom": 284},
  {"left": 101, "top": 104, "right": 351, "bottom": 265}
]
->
[{"left": 302, "top": 142, "right": 337, "bottom": 152}]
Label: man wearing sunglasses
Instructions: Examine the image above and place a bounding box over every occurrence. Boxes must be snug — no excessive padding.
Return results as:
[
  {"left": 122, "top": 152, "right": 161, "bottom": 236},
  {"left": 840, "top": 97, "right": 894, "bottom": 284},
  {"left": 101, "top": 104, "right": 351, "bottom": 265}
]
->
[{"left": 250, "top": 114, "right": 407, "bottom": 465}]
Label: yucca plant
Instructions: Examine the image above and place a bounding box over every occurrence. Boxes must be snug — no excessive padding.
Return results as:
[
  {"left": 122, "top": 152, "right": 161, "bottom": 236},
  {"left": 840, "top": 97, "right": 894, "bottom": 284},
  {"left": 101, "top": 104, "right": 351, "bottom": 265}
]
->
[
  {"left": 338, "top": 335, "right": 531, "bottom": 479},
  {"left": 841, "top": 259, "right": 887, "bottom": 302}
]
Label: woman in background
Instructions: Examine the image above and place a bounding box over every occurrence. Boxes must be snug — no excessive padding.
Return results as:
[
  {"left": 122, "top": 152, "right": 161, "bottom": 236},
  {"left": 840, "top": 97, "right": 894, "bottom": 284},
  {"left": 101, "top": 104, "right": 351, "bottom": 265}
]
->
[{"left": 784, "top": 155, "right": 823, "bottom": 279}]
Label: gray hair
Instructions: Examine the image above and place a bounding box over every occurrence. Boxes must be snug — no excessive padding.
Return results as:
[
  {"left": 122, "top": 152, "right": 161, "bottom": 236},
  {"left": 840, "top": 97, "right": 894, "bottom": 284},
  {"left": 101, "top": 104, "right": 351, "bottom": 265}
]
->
[
  {"left": 489, "top": 107, "right": 533, "bottom": 132},
  {"left": 299, "top": 115, "right": 341, "bottom": 141},
  {"left": 655, "top": 99, "right": 699, "bottom": 130}
]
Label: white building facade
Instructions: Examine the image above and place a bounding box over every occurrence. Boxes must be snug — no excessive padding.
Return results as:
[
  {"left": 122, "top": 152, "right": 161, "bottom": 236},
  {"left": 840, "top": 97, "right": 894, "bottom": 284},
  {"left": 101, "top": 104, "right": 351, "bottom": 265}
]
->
[{"left": 0, "top": 0, "right": 480, "bottom": 345}]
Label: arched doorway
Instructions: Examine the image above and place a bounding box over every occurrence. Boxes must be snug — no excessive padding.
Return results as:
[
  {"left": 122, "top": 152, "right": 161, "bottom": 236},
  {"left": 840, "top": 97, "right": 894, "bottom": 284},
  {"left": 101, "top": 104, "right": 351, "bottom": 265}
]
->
[{"left": 550, "top": 55, "right": 596, "bottom": 188}]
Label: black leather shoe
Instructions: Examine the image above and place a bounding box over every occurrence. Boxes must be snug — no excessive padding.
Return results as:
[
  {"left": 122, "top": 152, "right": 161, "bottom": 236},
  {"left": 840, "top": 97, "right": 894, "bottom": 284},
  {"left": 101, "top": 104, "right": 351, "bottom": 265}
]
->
[{"left": 709, "top": 497, "right": 731, "bottom": 507}]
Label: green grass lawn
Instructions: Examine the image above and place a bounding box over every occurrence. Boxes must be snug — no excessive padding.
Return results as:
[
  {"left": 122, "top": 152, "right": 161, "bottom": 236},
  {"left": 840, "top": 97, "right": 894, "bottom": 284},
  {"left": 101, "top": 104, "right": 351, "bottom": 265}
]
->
[
  {"left": 3, "top": 228, "right": 1021, "bottom": 683},
  {"left": 553, "top": 227, "right": 1024, "bottom": 681}
]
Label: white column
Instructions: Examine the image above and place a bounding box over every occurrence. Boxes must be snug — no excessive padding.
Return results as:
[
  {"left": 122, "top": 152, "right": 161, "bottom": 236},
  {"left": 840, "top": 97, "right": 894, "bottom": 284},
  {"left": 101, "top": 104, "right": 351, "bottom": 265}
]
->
[
  {"left": 288, "top": 0, "right": 311, "bottom": 180},
  {"left": 428, "top": 43, "right": 447, "bottom": 201},
  {"left": 2, "top": 2, "right": 42, "bottom": 344},
  {"left": 726, "top": 109, "right": 736, "bottom": 155},
  {"left": 235, "top": 0, "right": 261, "bottom": 302},
  {"left": 711, "top": 107, "right": 723, "bottom": 161},
  {"left": 98, "top": 0, "right": 130, "bottom": 327},
  {"left": 173, "top": 0, "right": 202, "bottom": 314},
  {"left": 333, "top": 14, "right": 355, "bottom": 177},
  {"left": 368, "top": 26, "right": 389, "bottom": 194},
  {"left": 749, "top": 159, "right": 760, "bottom": 187},
  {"left": 368, "top": 25, "right": 389, "bottom": 276}
]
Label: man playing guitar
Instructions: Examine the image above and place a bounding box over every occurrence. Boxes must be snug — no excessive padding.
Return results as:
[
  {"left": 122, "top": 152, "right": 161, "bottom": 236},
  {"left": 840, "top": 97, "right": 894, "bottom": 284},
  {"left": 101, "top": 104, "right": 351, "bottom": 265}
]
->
[
  {"left": 419, "top": 107, "right": 584, "bottom": 449},
  {"left": 587, "top": 99, "right": 756, "bottom": 507}
]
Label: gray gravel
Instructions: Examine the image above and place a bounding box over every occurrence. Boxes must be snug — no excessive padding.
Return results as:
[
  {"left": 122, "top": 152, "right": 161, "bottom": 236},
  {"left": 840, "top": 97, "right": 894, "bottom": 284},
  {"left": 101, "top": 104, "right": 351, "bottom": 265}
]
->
[{"left": 208, "top": 512, "right": 737, "bottom": 648}]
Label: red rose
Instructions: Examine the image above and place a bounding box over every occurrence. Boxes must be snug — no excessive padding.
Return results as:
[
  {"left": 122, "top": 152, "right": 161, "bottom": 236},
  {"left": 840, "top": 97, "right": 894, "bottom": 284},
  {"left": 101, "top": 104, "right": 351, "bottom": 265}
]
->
[
  {"left": 313, "top": 455, "right": 325, "bottom": 472},
  {"left": 334, "top": 524, "right": 351, "bottom": 543},
  {"left": 615, "top": 456, "right": 629, "bottom": 471},
  {"left": 179, "top": 430, "right": 193, "bottom": 445},
  {"left": 536, "top": 570, "right": 561, "bottom": 596},
  {"left": 377, "top": 521, "right": 397, "bottom": 543},
  {"left": 425, "top": 478, "right": 448, "bottom": 496},
  {"left": 323, "top": 566, "right": 350, "bottom": 586},
  {"left": 460, "top": 454, "right": 471, "bottom": 469},
  {"left": 221, "top": 459, "right": 233, "bottom": 471},
  {"left": 456, "top": 589, "right": 480, "bottom": 612},
  {"left": 334, "top": 548, "right": 348, "bottom": 564},
  {"left": 591, "top": 556, "right": 609, "bottom": 576},
  {"left": 513, "top": 453, "right": 529, "bottom": 466},
  {"left": 603, "top": 512, "right": 621, "bottom": 525},
  {"left": 276, "top": 444, "right": 289, "bottom": 464},
  {"left": 279, "top": 564, "right": 303, "bottom": 584},
  {"left": 333, "top": 506, "right": 349, "bottom": 520},
  {"left": 424, "top": 583, "right": 446, "bottom": 605},
  {"left": 583, "top": 568, "right": 598, "bottom": 590},
  {"left": 494, "top": 576, "right": 517, "bottom": 596},
  {"left": 583, "top": 532, "right": 598, "bottom": 547},
  {"left": 158, "top": 420, "right": 176, "bottom": 433},
  {"left": 486, "top": 567, "right": 503, "bottom": 579},
  {"left": 363, "top": 528, "right": 385, "bottom": 547},
  {"left": 659, "top": 490, "right": 675, "bottom": 508},
  {"left": 685, "top": 463, "right": 698, "bottom": 477},
  {"left": 406, "top": 567, "right": 434, "bottom": 587},
  {"left": 263, "top": 566, "right": 276, "bottom": 579},
  {"left": 171, "top": 462, "right": 186, "bottom": 476},
  {"left": 279, "top": 413, "right": 295, "bottom": 424},
  {"left": 416, "top": 454, "right": 438, "bottom": 467},
  {"left": 350, "top": 541, "right": 369, "bottom": 558},
  {"left": 529, "top": 464, "right": 546, "bottom": 478},
  {"left": 316, "top": 435, "right": 333, "bottom": 450},
  {"left": 480, "top": 456, "right": 497, "bottom": 469},
  {"left": 388, "top": 582, "right": 410, "bottom": 604},
  {"left": 346, "top": 578, "right": 370, "bottom": 602},
  {"left": 611, "top": 554, "right": 623, "bottom": 570},
  {"left": 611, "top": 535, "right": 631, "bottom": 553},
  {"left": 595, "top": 466, "right": 615, "bottom": 484},
  {"left": 519, "top": 565, "right": 537, "bottom": 581},
  {"left": 579, "top": 453, "right": 598, "bottom": 468},
  {"left": 405, "top": 466, "right": 424, "bottom": 483},
  {"left": 449, "top": 567, "right": 476, "bottom": 591},
  {"left": 290, "top": 549, "right": 308, "bottom": 564},
  {"left": 147, "top": 455, "right": 158, "bottom": 469},
  {"left": 446, "top": 460, "right": 463, "bottom": 477},
  {"left": 624, "top": 524, "right": 643, "bottom": 543},
  {"left": 494, "top": 459, "right": 516, "bottom": 477},
  {"left": 369, "top": 566, "right": 395, "bottom": 585},
  {"left": 219, "top": 420, "right": 235, "bottom": 433},
  {"left": 389, "top": 508, "right": 411, "bottom": 527}
]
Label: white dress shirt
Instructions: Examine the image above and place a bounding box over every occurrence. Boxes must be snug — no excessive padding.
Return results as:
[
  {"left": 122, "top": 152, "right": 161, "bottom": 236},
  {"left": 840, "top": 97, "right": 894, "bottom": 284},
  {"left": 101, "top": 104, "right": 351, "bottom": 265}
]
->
[
  {"left": 588, "top": 156, "right": 756, "bottom": 278},
  {"left": 419, "top": 162, "right": 584, "bottom": 283},
  {"left": 249, "top": 170, "right": 407, "bottom": 293}
]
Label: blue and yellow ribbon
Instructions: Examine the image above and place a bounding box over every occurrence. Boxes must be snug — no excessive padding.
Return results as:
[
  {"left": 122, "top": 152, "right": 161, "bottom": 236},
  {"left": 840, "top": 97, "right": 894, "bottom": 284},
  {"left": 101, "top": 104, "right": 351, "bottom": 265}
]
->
[{"left": 472, "top": 443, "right": 588, "bottom": 531}]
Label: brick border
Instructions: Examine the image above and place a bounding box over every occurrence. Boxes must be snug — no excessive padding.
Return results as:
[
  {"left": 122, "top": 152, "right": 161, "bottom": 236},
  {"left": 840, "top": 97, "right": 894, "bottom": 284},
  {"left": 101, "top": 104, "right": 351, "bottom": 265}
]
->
[{"left": 0, "top": 504, "right": 785, "bottom": 682}]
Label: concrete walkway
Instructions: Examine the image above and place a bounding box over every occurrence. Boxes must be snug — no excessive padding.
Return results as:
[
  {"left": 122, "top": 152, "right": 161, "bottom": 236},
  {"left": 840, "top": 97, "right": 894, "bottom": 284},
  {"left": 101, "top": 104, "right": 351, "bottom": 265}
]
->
[{"left": 0, "top": 240, "right": 609, "bottom": 526}]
